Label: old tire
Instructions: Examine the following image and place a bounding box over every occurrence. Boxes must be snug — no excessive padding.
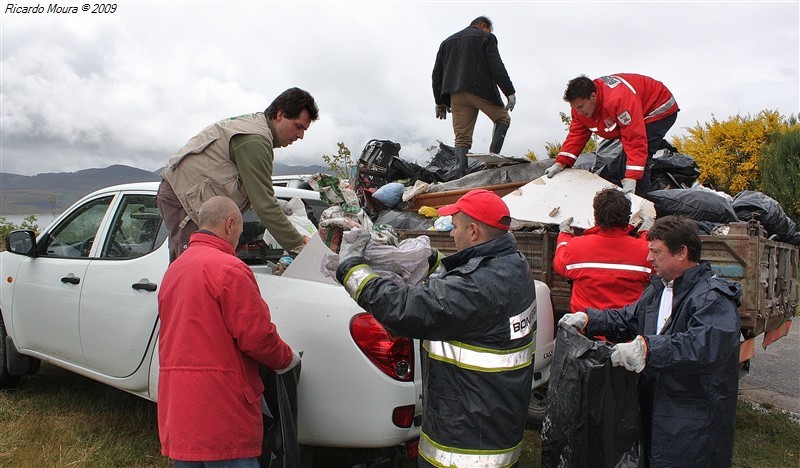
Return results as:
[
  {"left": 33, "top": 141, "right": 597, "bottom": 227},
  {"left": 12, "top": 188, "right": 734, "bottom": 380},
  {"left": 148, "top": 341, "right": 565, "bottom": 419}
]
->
[
  {"left": 0, "top": 319, "right": 22, "bottom": 389},
  {"left": 527, "top": 386, "right": 548, "bottom": 428}
]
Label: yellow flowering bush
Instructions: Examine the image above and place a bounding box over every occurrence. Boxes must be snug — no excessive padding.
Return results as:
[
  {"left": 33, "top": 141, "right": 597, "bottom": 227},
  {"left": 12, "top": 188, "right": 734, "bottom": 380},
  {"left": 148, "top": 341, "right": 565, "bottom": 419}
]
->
[{"left": 672, "top": 110, "right": 798, "bottom": 194}]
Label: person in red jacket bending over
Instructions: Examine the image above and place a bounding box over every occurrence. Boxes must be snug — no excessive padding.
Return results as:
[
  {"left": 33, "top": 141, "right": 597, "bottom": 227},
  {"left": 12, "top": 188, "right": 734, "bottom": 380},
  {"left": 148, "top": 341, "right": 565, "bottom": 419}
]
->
[
  {"left": 545, "top": 74, "right": 679, "bottom": 197},
  {"left": 157, "top": 195, "right": 300, "bottom": 468},
  {"left": 554, "top": 188, "right": 654, "bottom": 314}
]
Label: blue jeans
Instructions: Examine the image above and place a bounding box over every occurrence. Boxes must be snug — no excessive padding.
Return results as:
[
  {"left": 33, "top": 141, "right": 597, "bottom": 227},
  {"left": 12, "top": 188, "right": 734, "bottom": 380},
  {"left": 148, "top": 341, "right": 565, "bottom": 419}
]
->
[{"left": 174, "top": 458, "right": 260, "bottom": 468}]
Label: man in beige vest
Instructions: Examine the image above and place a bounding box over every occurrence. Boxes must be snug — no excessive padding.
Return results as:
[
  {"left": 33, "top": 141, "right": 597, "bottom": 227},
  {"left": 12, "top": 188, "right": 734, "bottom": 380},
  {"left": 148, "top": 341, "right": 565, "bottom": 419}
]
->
[{"left": 158, "top": 87, "right": 319, "bottom": 261}]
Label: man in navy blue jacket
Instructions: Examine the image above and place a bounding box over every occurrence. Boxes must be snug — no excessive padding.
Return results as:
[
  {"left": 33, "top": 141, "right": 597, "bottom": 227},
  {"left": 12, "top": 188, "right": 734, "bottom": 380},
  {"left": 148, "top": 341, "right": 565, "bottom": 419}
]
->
[{"left": 561, "top": 216, "right": 741, "bottom": 467}]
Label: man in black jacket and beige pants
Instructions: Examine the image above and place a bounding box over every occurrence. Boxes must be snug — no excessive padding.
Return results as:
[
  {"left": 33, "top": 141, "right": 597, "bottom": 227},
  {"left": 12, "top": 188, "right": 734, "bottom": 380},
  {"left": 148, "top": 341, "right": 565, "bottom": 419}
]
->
[{"left": 432, "top": 16, "right": 516, "bottom": 178}]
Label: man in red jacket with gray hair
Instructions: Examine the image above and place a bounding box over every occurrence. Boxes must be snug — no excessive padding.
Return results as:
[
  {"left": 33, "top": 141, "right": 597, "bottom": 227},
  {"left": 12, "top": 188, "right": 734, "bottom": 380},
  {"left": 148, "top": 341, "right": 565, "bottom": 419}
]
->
[
  {"left": 545, "top": 74, "right": 679, "bottom": 197},
  {"left": 158, "top": 195, "right": 300, "bottom": 467}
]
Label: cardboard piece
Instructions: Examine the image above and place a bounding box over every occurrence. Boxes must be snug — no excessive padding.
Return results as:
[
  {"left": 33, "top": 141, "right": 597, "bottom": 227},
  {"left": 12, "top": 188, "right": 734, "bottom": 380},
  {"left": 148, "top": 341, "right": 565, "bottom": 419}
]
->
[
  {"left": 282, "top": 233, "right": 339, "bottom": 285},
  {"left": 502, "top": 168, "right": 655, "bottom": 230}
]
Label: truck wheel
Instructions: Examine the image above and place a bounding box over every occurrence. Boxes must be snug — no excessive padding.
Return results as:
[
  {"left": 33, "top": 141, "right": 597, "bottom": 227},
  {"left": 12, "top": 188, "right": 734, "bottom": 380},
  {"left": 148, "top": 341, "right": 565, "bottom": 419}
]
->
[
  {"left": 527, "top": 386, "right": 548, "bottom": 428},
  {"left": 0, "top": 319, "right": 22, "bottom": 389}
]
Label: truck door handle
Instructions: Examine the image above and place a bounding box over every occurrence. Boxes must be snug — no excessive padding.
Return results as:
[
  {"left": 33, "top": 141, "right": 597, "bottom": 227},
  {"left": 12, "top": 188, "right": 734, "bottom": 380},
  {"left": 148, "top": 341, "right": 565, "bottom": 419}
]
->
[
  {"left": 61, "top": 276, "right": 80, "bottom": 285},
  {"left": 132, "top": 282, "right": 157, "bottom": 292}
]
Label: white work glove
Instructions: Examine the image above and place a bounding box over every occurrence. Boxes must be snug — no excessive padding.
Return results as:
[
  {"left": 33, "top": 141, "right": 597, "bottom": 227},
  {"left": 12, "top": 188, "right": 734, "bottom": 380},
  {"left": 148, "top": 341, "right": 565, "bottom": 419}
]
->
[
  {"left": 276, "top": 351, "right": 301, "bottom": 375},
  {"left": 558, "top": 311, "right": 588, "bottom": 330},
  {"left": 621, "top": 178, "right": 637, "bottom": 194},
  {"left": 611, "top": 336, "right": 648, "bottom": 373},
  {"left": 505, "top": 94, "right": 517, "bottom": 112},
  {"left": 559, "top": 217, "right": 574, "bottom": 234},
  {"left": 545, "top": 162, "right": 566, "bottom": 178},
  {"left": 339, "top": 227, "right": 370, "bottom": 261},
  {"left": 435, "top": 104, "right": 450, "bottom": 120},
  {"left": 640, "top": 215, "right": 655, "bottom": 232}
]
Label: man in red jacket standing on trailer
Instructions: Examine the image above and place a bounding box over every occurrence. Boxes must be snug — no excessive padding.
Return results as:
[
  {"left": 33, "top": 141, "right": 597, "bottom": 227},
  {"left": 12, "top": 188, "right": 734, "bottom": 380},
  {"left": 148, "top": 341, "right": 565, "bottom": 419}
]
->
[{"left": 545, "top": 74, "right": 679, "bottom": 197}]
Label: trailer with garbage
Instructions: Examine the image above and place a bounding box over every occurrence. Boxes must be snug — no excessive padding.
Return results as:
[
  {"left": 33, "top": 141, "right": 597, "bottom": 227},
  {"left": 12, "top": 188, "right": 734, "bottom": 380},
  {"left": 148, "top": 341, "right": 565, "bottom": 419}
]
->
[
  {"left": 399, "top": 219, "right": 798, "bottom": 362},
  {"left": 353, "top": 138, "right": 799, "bottom": 381}
]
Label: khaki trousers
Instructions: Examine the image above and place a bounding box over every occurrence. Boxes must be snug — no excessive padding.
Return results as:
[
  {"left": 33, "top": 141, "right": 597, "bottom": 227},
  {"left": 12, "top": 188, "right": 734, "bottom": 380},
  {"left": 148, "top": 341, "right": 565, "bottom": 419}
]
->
[
  {"left": 450, "top": 91, "right": 511, "bottom": 150},
  {"left": 156, "top": 179, "right": 198, "bottom": 262}
]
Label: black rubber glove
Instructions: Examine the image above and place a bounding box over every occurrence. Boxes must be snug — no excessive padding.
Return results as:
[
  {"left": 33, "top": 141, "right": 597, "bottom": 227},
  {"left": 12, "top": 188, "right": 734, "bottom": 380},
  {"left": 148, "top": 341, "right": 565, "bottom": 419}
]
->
[{"left": 336, "top": 256, "right": 369, "bottom": 284}]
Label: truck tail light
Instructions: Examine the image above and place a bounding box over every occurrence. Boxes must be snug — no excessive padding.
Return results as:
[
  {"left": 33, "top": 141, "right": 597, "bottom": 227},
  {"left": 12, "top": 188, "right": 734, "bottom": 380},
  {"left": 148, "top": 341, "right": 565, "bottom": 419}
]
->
[{"left": 350, "top": 313, "right": 414, "bottom": 382}]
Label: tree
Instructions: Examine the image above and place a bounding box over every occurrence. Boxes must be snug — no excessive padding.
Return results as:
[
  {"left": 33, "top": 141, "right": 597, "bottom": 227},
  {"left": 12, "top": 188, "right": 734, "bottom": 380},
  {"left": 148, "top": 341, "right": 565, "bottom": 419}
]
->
[
  {"left": 322, "top": 142, "right": 354, "bottom": 181},
  {"left": 424, "top": 143, "right": 440, "bottom": 166},
  {"left": 48, "top": 194, "right": 58, "bottom": 218},
  {"left": 760, "top": 128, "right": 800, "bottom": 222},
  {"left": 543, "top": 111, "right": 598, "bottom": 159},
  {"left": 0, "top": 217, "right": 15, "bottom": 248},
  {"left": 0, "top": 215, "right": 40, "bottom": 252},
  {"left": 671, "top": 110, "right": 799, "bottom": 194},
  {"left": 19, "top": 215, "right": 40, "bottom": 233}
]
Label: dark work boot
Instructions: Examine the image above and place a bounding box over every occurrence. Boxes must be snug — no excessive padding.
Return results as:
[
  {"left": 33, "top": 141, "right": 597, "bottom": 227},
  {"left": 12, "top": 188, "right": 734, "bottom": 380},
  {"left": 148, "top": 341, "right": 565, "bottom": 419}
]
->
[
  {"left": 489, "top": 122, "right": 510, "bottom": 154},
  {"left": 454, "top": 146, "right": 469, "bottom": 178}
]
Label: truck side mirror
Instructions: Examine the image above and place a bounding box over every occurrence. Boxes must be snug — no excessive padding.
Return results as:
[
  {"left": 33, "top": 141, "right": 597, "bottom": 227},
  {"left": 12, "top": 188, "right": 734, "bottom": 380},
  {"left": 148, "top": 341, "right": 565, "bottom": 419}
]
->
[{"left": 6, "top": 230, "right": 36, "bottom": 257}]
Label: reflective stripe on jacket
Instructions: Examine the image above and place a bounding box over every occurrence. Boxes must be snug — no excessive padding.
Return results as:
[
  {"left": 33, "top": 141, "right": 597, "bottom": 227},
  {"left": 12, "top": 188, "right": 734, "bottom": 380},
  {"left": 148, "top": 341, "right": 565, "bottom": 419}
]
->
[
  {"left": 553, "top": 225, "right": 652, "bottom": 312},
  {"left": 557, "top": 74, "right": 678, "bottom": 180},
  {"left": 162, "top": 113, "right": 273, "bottom": 225},
  {"left": 419, "top": 432, "right": 522, "bottom": 468},
  {"left": 354, "top": 234, "right": 536, "bottom": 467}
]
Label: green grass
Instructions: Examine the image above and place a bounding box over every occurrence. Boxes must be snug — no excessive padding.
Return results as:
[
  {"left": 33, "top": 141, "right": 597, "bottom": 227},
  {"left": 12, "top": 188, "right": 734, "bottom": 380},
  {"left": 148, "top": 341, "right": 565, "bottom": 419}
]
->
[
  {"left": 518, "top": 399, "right": 800, "bottom": 467},
  {"left": 1, "top": 363, "right": 798, "bottom": 467},
  {"left": 0, "top": 363, "right": 168, "bottom": 467}
]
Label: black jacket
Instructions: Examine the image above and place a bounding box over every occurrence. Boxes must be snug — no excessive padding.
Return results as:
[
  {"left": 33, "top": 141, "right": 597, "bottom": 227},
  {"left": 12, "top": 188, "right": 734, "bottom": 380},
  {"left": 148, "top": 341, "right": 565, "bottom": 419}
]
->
[
  {"left": 585, "top": 262, "right": 741, "bottom": 467},
  {"left": 432, "top": 25, "right": 515, "bottom": 108},
  {"left": 356, "top": 233, "right": 536, "bottom": 467}
]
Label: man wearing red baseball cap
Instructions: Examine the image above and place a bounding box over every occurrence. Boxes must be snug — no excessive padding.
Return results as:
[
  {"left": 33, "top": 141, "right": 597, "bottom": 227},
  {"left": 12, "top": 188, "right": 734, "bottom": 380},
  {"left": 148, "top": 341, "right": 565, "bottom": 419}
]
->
[{"left": 335, "top": 189, "right": 536, "bottom": 468}]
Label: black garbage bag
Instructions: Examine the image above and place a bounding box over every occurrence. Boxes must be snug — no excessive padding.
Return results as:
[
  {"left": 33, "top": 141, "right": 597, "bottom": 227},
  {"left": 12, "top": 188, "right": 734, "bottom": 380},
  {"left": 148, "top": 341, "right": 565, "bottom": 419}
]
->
[
  {"left": 425, "top": 142, "right": 485, "bottom": 182},
  {"left": 387, "top": 156, "right": 439, "bottom": 184},
  {"left": 648, "top": 150, "right": 701, "bottom": 191},
  {"left": 260, "top": 363, "right": 301, "bottom": 468},
  {"left": 572, "top": 139, "right": 626, "bottom": 186},
  {"left": 374, "top": 209, "right": 436, "bottom": 231},
  {"left": 541, "top": 326, "right": 642, "bottom": 468},
  {"left": 695, "top": 220, "right": 723, "bottom": 235},
  {"left": 646, "top": 188, "right": 738, "bottom": 223},
  {"left": 732, "top": 191, "right": 800, "bottom": 245}
]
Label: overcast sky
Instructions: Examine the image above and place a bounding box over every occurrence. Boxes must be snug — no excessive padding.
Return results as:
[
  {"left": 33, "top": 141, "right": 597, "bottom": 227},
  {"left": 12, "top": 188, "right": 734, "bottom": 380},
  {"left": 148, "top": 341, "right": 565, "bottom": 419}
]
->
[{"left": 1, "top": 1, "right": 798, "bottom": 177}]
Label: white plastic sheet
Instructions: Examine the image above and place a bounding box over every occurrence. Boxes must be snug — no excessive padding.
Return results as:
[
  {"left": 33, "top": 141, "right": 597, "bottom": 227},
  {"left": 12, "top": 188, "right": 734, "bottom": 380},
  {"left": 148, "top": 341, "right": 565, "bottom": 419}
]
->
[{"left": 502, "top": 169, "right": 656, "bottom": 230}]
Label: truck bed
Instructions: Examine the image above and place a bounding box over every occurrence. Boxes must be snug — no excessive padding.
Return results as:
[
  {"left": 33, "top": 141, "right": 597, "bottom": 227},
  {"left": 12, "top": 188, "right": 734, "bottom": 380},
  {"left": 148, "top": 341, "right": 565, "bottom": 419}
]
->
[{"left": 398, "top": 220, "right": 799, "bottom": 343}]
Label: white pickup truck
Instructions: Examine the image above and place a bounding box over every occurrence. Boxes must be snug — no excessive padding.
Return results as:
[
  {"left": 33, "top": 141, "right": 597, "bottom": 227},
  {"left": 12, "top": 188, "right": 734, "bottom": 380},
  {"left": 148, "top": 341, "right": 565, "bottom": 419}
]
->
[{"left": 0, "top": 182, "right": 555, "bottom": 464}]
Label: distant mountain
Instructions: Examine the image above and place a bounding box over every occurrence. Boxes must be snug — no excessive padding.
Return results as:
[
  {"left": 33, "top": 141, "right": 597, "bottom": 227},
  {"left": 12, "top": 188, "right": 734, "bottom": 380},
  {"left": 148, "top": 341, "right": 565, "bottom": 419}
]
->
[{"left": 0, "top": 163, "right": 328, "bottom": 215}]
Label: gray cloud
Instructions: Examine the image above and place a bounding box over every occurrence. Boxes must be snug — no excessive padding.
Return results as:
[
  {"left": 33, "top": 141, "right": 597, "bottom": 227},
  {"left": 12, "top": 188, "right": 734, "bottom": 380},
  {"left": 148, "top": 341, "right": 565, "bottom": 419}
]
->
[{"left": 1, "top": 1, "right": 797, "bottom": 176}]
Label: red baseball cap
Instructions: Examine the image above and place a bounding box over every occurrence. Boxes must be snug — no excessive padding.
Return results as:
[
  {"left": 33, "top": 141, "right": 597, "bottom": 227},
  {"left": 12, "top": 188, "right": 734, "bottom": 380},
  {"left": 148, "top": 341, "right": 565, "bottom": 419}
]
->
[{"left": 437, "top": 189, "right": 511, "bottom": 231}]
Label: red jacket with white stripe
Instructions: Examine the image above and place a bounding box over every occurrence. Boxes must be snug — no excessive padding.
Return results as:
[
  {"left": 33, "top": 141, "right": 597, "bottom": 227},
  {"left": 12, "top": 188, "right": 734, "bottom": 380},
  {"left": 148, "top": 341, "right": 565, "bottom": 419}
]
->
[
  {"left": 554, "top": 225, "right": 652, "bottom": 313},
  {"left": 557, "top": 74, "right": 678, "bottom": 180}
]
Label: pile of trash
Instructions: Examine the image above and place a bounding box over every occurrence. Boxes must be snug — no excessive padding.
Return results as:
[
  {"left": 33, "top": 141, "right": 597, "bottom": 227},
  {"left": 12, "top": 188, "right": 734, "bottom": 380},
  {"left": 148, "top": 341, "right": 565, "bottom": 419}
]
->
[
  {"left": 308, "top": 173, "right": 434, "bottom": 286},
  {"left": 308, "top": 137, "right": 800, "bottom": 245}
]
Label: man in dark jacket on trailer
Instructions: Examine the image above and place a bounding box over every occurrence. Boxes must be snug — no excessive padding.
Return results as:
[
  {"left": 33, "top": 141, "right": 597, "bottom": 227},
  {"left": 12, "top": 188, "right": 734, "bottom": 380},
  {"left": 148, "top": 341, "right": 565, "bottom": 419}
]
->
[
  {"left": 336, "top": 189, "right": 536, "bottom": 467},
  {"left": 560, "top": 216, "right": 741, "bottom": 467},
  {"left": 432, "top": 16, "right": 517, "bottom": 178}
]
